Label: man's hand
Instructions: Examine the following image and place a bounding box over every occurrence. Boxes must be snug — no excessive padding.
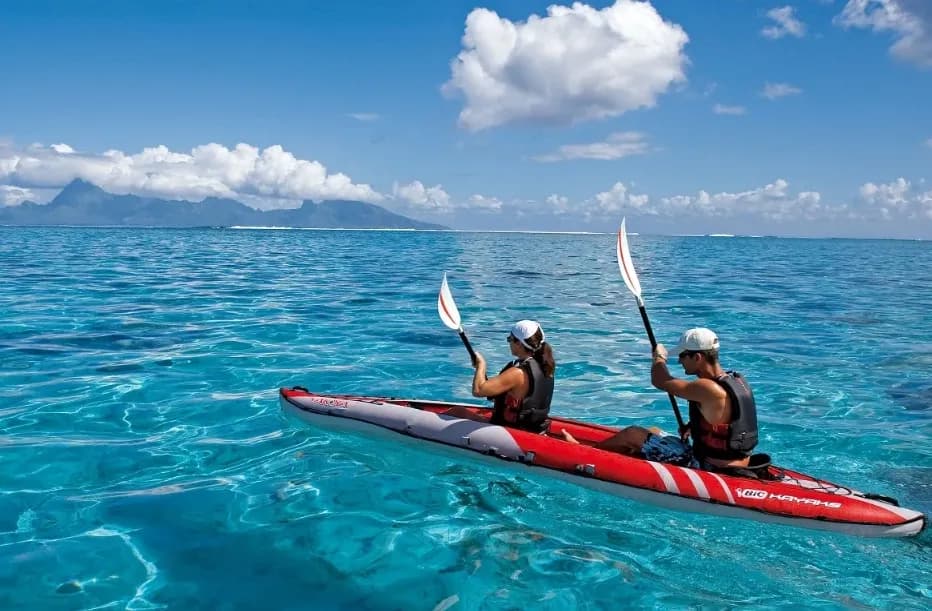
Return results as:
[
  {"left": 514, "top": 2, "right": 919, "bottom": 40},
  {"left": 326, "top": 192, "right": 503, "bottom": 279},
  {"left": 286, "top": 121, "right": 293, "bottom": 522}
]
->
[
  {"left": 653, "top": 343, "right": 668, "bottom": 362},
  {"left": 679, "top": 422, "right": 691, "bottom": 441},
  {"left": 472, "top": 351, "right": 486, "bottom": 369}
]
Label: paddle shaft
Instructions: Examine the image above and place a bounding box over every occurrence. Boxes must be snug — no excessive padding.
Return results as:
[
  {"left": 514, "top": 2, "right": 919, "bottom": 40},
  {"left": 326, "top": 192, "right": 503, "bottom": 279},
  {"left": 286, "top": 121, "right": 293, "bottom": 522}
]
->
[
  {"left": 638, "top": 304, "right": 686, "bottom": 429},
  {"left": 458, "top": 330, "right": 477, "bottom": 365}
]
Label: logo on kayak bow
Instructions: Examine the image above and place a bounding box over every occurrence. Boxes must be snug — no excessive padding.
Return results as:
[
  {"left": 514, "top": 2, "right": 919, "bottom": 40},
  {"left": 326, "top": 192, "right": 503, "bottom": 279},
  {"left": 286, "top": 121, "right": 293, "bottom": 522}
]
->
[
  {"left": 314, "top": 397, "right": 350, "bottom": 409},
  {"left": 737, "top": 488, "right": 842, "bottom": 509}
]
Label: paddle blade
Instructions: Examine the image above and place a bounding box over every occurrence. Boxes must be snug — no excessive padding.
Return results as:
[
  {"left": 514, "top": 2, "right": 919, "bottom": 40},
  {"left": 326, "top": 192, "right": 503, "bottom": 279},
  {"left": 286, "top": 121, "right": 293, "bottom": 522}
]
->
[
  {"left": 438, "top": 272, "right": 462, "bottom": 330},
  {"left": 616, "top": 218, "right": 642, "bottom": 298}
]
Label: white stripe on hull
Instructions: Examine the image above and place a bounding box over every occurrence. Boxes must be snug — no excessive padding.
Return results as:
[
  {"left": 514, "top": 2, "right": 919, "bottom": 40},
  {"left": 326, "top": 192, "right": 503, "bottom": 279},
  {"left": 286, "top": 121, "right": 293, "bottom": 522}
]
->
[
  {"left": 647, "top": 462, "right": 680, "bottom": 495},
  {"left": 682, "top": 468, "right": 711, "bottom": 500},
  {"left": 708, "top": 472, "right": 736, "bottom": 505}
]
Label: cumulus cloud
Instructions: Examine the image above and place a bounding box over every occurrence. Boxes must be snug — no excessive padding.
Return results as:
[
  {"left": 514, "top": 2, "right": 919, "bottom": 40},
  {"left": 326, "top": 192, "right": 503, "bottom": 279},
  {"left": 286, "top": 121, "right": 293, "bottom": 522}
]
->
[
  {"left": 761, "top": 82, "right": 803, "bottom": 99},
  {"left": 762, "top": 6, "right": 807, "bottom": 39},
  {"left": 0, "top": 142, "right": 382, "bottom": 207},
  {"left": 859, "top": 177, "right": 932, "bottom": 219},
  {"left": 466, "top": 194, "right": 504, "bottom": 211},
  {"left": 546, "top": 193, "right": 572, "bottom": 214},
  {"left": 533, "top": 132, "right": 650, "bottom": 162},
  {"left": 347, "top": 113, "right": 380, "bottom": 122},
  {"left": 835, "top": 0, "right": 932, "bottom": 68},
  {"left": 392, "top": 180, "right": 453, "bottom": 212},
  {"left": 442, "top": 0, "right": 689, "bottom": 130},
  {"left": 0, "top": 185, "right": 35, "bottom": 206},
  {"left": 391, "top": 181, "right": 506, "bottom": 214},
  {"left": 713, "top": 104, "right": 747, "bottom": 115},
  {"left": 657, "top": 179, "right": 827, "bottom": 221},
  {"left": 553, "top": 177, "right": 931, "bottom": 227},
  {"left": 594, "top": 182, "right": 651, "bottom": 214},
  {"left": 571, "top": 177, "right": 932, "bottom": 226}
]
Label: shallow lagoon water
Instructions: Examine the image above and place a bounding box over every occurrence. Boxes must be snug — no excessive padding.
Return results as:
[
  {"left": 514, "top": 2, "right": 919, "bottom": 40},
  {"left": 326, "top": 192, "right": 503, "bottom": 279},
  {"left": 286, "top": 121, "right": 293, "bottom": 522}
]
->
[{"left": 0, "top": 227, "right": 929, "bottom": 609}]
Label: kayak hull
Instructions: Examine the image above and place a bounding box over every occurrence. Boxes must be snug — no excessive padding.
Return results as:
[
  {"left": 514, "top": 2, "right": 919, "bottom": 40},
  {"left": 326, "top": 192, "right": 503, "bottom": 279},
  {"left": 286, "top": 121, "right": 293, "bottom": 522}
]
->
[{"left": 279, "top": 388, "right": 926, "bottom": 538}]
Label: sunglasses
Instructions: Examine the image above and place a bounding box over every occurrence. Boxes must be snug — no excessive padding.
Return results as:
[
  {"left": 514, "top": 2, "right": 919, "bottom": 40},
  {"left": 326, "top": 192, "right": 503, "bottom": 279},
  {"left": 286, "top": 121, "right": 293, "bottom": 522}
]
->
[
  {"left": 678, "top": 350, "right": 701, "bottom": 360},
  {"left": 507, "top": 335, "right": 519, "bottom": 343}
]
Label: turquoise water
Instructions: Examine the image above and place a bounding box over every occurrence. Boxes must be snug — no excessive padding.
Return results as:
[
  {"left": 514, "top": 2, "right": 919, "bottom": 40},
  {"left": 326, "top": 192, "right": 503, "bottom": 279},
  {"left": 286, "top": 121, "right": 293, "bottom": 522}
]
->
[{"left": 1, "top": 226, "right": 930, "bottom": 610}]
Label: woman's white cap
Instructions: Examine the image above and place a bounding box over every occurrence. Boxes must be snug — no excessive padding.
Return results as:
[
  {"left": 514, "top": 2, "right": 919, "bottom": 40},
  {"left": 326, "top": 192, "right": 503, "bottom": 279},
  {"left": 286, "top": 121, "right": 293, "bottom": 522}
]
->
[{"left": 510, "top": 320, "right": 544, "bottom": 349}]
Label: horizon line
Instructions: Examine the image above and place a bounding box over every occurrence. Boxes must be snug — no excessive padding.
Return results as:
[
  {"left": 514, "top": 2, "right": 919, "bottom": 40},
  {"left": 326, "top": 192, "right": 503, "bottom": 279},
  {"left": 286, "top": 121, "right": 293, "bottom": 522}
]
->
[{"left": 1, "top": 224, "right": 927, "bottom": 241}]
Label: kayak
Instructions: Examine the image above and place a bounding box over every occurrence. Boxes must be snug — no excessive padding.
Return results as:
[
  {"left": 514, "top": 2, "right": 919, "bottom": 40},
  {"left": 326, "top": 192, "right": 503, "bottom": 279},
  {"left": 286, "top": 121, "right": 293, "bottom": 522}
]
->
[{"left": 279, "top": 387, "right": 926, "bottom": 538}]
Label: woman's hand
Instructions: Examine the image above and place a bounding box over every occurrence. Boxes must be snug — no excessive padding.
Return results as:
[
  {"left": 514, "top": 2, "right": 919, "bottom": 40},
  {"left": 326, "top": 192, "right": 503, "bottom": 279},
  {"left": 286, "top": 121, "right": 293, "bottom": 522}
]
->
[{"left": 471, "top": 351, "right": 490, "bottom": 397}]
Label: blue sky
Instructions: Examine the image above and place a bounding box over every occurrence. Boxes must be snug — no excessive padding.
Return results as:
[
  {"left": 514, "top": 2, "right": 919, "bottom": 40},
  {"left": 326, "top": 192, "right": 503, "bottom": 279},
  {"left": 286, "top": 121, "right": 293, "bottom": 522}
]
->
[{"left": 1, "top": 0, "right": 930, "bottom": 237}]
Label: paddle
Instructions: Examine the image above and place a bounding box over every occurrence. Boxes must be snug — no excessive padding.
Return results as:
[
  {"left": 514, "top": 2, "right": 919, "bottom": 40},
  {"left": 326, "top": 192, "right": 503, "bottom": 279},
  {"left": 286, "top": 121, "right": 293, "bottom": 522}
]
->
[
  {"left": 616, "top": 218, "right": 686, "bottom": 429},
  {"left": 438, "top": 272, "right": 477, "bottom": 365}
]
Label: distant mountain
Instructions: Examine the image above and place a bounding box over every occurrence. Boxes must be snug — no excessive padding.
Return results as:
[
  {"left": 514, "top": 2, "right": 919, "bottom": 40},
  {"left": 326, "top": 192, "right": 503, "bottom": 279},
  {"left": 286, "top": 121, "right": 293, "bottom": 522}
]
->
[{"left": 0, "top": 179, "right": 448, "bottom": 230}]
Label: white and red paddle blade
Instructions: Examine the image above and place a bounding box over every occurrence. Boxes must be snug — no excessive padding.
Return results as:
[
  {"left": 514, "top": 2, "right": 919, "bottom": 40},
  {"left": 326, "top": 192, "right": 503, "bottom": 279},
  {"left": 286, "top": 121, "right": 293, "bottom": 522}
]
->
[
  {"left": 616, "top": 218, "right": 642, "bottom": 299},
  {"left": 438, "top": 272, "right": 462, "bottom": 331}
]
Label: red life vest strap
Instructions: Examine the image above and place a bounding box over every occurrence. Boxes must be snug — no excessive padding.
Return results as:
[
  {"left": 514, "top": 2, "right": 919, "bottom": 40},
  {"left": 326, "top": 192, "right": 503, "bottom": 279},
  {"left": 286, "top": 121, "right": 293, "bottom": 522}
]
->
[{"left": 697, "top": 418, "right": 731, "bottom": 450}]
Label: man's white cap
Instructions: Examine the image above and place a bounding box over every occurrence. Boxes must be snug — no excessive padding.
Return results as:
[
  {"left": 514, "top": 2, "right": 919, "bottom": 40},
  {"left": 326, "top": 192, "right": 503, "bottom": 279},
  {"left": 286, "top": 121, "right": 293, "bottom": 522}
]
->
[
  {"left": 511, "top": 320, "right": 544, "bottom": 349},
  {"left": 672, "top": 327, "right": 719, "bottom": 355}
]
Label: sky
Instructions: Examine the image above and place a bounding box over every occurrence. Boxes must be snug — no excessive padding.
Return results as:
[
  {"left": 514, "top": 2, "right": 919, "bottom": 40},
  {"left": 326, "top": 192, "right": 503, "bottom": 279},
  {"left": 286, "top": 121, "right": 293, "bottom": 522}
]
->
[{"left": 1, "top": 0, "right": 931, "bottom": 238}]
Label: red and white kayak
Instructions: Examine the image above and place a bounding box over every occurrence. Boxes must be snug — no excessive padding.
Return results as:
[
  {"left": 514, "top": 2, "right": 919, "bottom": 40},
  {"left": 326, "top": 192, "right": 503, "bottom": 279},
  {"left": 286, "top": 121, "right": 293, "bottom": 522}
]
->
[{"left": 279, "top": 387, "right": 926, "bottom": 538}]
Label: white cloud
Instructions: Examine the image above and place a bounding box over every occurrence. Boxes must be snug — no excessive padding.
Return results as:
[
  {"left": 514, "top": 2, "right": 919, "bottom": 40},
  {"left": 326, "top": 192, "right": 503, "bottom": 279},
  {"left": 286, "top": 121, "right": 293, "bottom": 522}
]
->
[
  {"left": 533, "top": 132, "right": 650, "bottom": 162},
  {"left": 391, "top": 181, "right": 504, "bottom": 214},
  {"left": 859, "top": 177, "right": 932, "bottom": 219},
  {"left": 594, "top": 181, "right": 651, "bottom": 213},
  {"left": 0, "top": 155, "right": 17, "bottom": 178},
  {"left": 0, "top": 185, "right": 35, "bottom": 206},
  {"left": 466, "top": 194, "right": 503, "bottom": 211},
  {"left": 546, "top": 193, "right": 572, "bottom": 214},
  {"left": 762, "top": 6, "right": 807, "bottom": 39},
  {"left": 347, "top": 113, "right": 380, "bottom": 122},
  {"left": 0, "top": 142, "right": 382, "bottom": 207},
  {"left": 924, "top": 137, "right": 932, "bottom": 148},
  {"left": 761, "top": 82, "right": 803, "bottom": 99},
  {"left": 713, "top": 104, "right": 747, "bottom": 115},
  {"left": 835, "top": 0, "right": 932, "bottom": 68},
  {"left": 542, "top": 177, "right": 931, "bottom": 226},
  {"left": 442, "top": 0, "right": 689, "bottom": 130},
  {"left": 392, "top": 180, "right": 504, "bottom": 214},
  {"left": 392, "top": 180, "right": 453, "bottom": 212},
  {"left": 656, "top": 179, "right": 829, "bottom": 221}
]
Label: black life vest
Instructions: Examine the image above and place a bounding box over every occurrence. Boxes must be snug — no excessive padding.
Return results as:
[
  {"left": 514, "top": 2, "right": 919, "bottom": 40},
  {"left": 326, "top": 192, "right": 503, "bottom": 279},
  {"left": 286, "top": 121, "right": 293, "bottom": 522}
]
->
[
  {"left": 688, "top": 371, "right": 758, "bottom": 460},
  {"left": 490, "top": 357, "right": 553, "bottom": 433}
]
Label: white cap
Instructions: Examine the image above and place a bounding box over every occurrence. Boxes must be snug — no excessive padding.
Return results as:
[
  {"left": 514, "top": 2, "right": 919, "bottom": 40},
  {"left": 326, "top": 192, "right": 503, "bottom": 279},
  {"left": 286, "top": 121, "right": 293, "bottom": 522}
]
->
[
  {"left": 672, "top": 327, "right": 719, "bottom": 355},
  {"left": 510, "top": 320, "right": 544, "bottom": 350}
]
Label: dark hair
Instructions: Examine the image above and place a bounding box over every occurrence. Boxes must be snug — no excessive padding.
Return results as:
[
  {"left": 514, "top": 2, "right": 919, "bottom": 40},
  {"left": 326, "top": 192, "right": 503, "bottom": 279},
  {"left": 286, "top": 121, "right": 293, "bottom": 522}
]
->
[
  {"left": 680, "top": 349, "right": 718, "bottom": 366},
  {"left": 522, "top": 328, "right": 556, "bottom": 377}
]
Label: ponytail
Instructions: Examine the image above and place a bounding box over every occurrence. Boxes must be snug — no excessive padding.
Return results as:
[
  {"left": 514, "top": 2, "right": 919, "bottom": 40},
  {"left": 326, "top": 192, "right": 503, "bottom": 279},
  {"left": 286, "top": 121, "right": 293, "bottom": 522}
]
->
[
  {"left": 535, "top": 342, "right": 556, "bottom": 378},
  {"left": 523, "top": 328, "right": 556, "bottom": 378}
]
